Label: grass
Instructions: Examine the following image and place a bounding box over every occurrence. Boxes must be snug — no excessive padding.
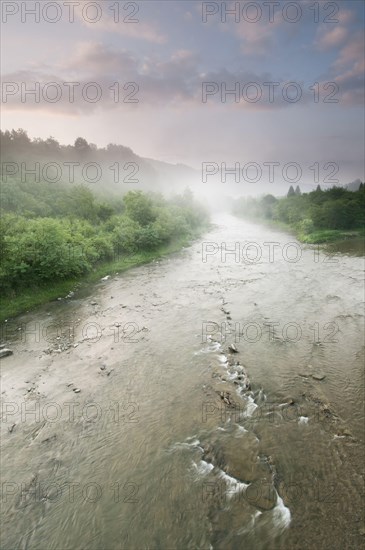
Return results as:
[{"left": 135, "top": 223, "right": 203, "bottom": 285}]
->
[
  {"left": 0, "top": 231, "right": 205, "bottom": 323},
  {"left": 298, "top": 229, "right": 350, "bottom": 244}
]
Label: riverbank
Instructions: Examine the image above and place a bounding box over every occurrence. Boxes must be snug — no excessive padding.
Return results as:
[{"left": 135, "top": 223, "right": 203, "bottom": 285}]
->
[
  {"left": 0, "top": 229, "right": 207, "bottom": 323},
  {"left": 234, "top": 215, "right": 364, "bottom": 245},
  {"left": 296, "top": 226, "right": 364, "bottom": 244}
]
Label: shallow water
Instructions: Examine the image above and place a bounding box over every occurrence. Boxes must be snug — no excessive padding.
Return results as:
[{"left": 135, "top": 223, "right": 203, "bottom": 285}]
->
[{"left": 1, "top": 215, "right": 364, "bottom": 549}]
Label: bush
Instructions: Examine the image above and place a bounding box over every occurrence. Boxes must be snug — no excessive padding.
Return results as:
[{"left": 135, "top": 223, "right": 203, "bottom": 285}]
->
[
  {"left": 0, "top": 187, "right": 209, "bottom": 293},
  {"left": 298, "top": 218, "right": 315, "bottom": 235},
  {"left": 112, "top": 216, "right": 142, "bottom": 253},
  {"left": 0, "top": 217, "right": 96, "bottom": 290}
]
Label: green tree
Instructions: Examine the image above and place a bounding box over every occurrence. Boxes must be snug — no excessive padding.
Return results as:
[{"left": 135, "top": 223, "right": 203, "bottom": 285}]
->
[{"left": 123, "top": 191, "right": 156, "bottom": 226}]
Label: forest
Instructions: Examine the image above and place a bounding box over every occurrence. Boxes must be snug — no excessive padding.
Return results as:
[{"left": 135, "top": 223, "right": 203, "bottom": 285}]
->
[
  {"left": 233, "top": 184, "right": 365, "bottom": 243},
  {"left": 0, "top": 130, "right": 209, "bottom": 317}
]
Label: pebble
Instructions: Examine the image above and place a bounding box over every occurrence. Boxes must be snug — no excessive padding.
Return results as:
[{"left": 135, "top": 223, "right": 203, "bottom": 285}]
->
[
  {"left": 228, "top": 344, "right": 239, "bottom": 353},
  {"left": 312, "top": 373, "right": 326, "bottom": 381}
]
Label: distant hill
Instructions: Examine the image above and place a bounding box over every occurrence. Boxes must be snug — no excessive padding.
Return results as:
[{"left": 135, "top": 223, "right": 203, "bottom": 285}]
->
[
  {"left": 2, "top": 130, "right": 363, "bottom": 202},
  {"left": 0, "top": 129, "right": 199, "bottom": 199}
]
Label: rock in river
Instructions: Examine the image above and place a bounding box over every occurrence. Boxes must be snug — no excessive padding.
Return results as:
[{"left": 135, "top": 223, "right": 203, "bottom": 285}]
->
[
  {"left": 246, "top": 480, "right": 277, "bottom": 511},
  {"left": 228, "top": 344, "right": 239, "bottom": 353},
  {"left": 202, "top": 433, "right": 268, "bottom": 485},
  {"left": 312, "top": 373, "right": 326, "bottom": 381},
  {"left": 0, "top": 349, "right": 13, "bottom": 359}
]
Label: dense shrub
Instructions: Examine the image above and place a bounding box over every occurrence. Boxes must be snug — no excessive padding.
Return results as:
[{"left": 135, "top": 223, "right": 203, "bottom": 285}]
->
[
  {"left": 0, "top": 185, "right": 209, "bottom": 293},
  {"left": 233, "top": 186, "right": 365, "bottom": 235}
]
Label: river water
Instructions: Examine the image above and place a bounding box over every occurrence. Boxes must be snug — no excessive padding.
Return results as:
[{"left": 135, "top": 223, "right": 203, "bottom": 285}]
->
[{"left": 1, "top": 215, "right": 364, "bottom": 549}]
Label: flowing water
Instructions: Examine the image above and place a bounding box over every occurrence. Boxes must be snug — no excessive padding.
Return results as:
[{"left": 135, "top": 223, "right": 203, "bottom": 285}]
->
[{"left": 1, "top": 215, "right": 364, "bottom": 549}]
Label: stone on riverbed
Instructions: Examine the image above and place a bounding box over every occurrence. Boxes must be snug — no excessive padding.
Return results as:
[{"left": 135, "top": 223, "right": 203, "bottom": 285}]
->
[
  {"left": 228, "top": 344, "right": 239, "bottom": 353},
  {"left": 246, "top": 480, "right": 277, "bottom": 511},
  {"left": 203, "top": 433, "right": 267, "bottom": 484},
  {"left": 312, "top": 373, "right": 326, "bottom": 381},
  {"left": 0, "top": 349, "right": 13, "bottom": 358}
]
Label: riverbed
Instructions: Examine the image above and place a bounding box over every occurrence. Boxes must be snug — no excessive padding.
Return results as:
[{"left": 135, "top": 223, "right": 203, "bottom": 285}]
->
[{"left": 1, "top": 214, "right": 364, "bottom": 549}]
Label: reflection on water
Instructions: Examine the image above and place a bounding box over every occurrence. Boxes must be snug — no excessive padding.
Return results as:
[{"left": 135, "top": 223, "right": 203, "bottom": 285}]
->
[{"left": 326, "top": 237, "right": 364, "bottom": 256}]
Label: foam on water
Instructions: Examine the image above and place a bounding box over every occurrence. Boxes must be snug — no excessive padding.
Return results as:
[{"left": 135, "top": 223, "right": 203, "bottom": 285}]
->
[
  {"left": 169, "top": 439, "right": 202, "bottom": 452},
  {"left": 272, "top": 493, "right": 291, "bottom": 529},
  {"left": 193, "top": 460, "right": 214, "bottom": 476},
  {"left": 244, "top": 395, "right": 258, "bottom": 417},
  {"left": 218, "top": 470, "right": 249, "bottom": 497},
  {"left": 235, "top": 424, "right": 248, "bottom": 434},
  {"left": 210, "top": 342, "right": 222, "bottom": 352}
]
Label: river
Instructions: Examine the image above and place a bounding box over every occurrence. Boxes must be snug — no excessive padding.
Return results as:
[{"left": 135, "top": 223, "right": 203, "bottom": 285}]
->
[{"left": 1, "top": 214, "right": 364, "bottom": 549}]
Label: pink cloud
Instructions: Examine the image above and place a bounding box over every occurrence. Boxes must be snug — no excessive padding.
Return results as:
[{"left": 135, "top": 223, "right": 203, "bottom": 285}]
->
[
  {"left": 73, "top": 1, "right": 167, "bottom": 44},
  {"left": 328, "top": 31, "right": 365, "bottom": 106},
  {"left": 334, "top": 31, "right": 365, "bottom": 68},
  {"left": 316, "top": 26, "right": 348, "bottom": 50}
]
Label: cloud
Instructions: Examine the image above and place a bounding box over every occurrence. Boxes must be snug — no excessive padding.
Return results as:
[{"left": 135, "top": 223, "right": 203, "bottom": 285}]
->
[
  {"left": 235, "top": 22, "right": 275, "bottom": 56},
  {"left": 316, "top": 26, "right": 348, "bottom": 50},
  {"left": 334, "top": 31, "right": 365, "bottom": 68},
  {"left": 314, "top": 6, "right": 356, "bottom": 51},
  {"left": 73, "top": 0, "right": 167, "bottom": 43},
  {"left": 3, "top": 39, "right": 361, "bottom": 114},
  {"left": 64, "top": 42, "right": 138, "bottom": 75},
  {"left": 330, "top": 31, "right": 365, "bottom": 105}
]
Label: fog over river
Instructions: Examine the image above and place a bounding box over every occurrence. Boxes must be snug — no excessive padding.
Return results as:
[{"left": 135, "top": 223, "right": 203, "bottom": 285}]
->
[{"left": 1, "top": 215, "right": 364, "bottom": 550}]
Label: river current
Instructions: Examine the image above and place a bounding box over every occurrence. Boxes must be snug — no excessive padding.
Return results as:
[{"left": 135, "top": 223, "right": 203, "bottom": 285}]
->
[{"left": 1, "top": 215, "right": 364, "bottom": 549}]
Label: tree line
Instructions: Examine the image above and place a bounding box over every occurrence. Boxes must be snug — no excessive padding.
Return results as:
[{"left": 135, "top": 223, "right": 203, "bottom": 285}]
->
[
  {"left": 0, "top": 177, "right": 209, "bottom": 294},
  {"left": 233, "top": 185, "right": 365, "bottom": 242}
]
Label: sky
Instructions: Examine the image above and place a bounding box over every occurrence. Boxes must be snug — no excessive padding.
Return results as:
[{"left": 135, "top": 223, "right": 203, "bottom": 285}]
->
[{"left": 1, "top": 0, "right": 364, "bottom": 185}]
